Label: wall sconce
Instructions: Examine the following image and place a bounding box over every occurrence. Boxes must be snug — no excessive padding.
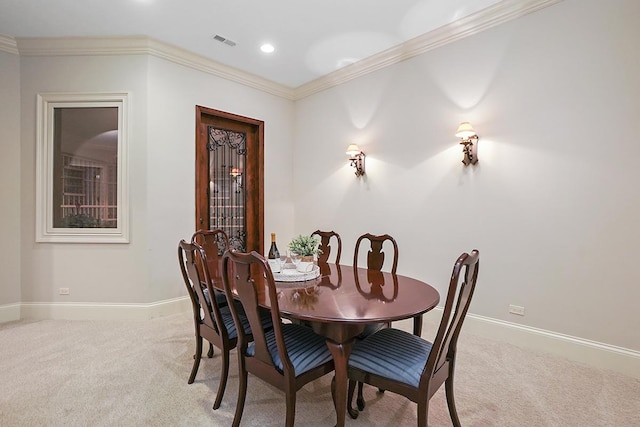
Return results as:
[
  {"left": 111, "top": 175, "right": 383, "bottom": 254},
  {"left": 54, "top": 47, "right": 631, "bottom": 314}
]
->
[
  {"left": 346, "top": 144, "right": 365, "bottom": 177},
  {"left": 455, "top": 122, "right": 479, "bottom": 166}
]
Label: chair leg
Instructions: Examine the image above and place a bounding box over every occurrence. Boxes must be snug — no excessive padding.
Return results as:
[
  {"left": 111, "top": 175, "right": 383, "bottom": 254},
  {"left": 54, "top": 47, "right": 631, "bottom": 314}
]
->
[
  {"left": 207, "top": 342, "right": 214, "bottom": 358},
  {"left": 188, "top": 335, "right": 203, "bottom": 384},
  {"left": 232, "top": 362, "right": 248, "bottom": 427},
  {"left": 284, "top": 390, "right": 297, "bottom": 427},
  {"left": 212, "top": 349, "right": 230, "bottom": 410},
  {"left": 417, "top": 400, "right": 429, "bottom": 427},
  {"left": 356, "top": 381, "right": 366, "bottom": 410},
  {"left": 445, "top": 376, "right": 462, "bottom": 427},
  {"left": 347, "top": 379, "right": 359, "bottom": 419}
]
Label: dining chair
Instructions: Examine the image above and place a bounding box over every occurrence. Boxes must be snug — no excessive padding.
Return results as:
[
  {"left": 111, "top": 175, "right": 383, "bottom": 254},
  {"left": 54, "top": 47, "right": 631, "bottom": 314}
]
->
[
  {"left": 353, "top": 232, "right": 422, "bottom": 334},
  {"left": 350, "top": 232, "right": 406, "bottom": 412},
  {"left": 353, "top": 233, "right": 399, "bottom": 274},
  {"left": 347, "top": 249, "right": 480, "bottom": 426},
  {"left": 221, "top": 250, "right": 335, "bottom": 427},
  {"left": 311, "top": 229, "right": 342, "bottom": 264},
  {"left": 192, "top": 229, "right": 228, "bottom": 278},
  {"left": 192, "top": 229, "right": 230, "bottom": 308},
  {"left": 191, "top": 229, "right": 230, "bottom": 359},
  {"left": 178, "top": 239, "right": 272, "bottom": 410}
]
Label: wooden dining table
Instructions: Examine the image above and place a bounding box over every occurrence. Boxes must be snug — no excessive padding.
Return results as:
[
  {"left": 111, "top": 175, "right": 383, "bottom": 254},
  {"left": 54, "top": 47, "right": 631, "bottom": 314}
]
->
[{"left": 264, "top": 262, "right": 441, "bottom": 427}]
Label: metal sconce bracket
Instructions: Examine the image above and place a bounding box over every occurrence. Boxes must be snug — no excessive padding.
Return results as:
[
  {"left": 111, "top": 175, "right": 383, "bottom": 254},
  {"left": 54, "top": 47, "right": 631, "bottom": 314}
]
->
[
  {"left": 455, "top": 122, "right": 479, "bottom": 166},
  {"left": 460, "top": 136, "right": 478, "bottom": 166},
  {"left": 346, "top": 144, "right": 366, "bottom": 177},
  {"left": 349, "top": 152, "right": 365, "bottom": 176}
]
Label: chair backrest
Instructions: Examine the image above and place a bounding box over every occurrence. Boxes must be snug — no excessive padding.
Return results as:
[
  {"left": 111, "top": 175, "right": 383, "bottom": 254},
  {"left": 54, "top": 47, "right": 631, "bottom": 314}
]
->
[
  {"left": 311, "top": 230, "right": 342, "bottom": 264},
  {"left": 221, "top": 250, "right": 295, "bottom": 375},
  {"left": 178, "top": 239, "right": 228, "bottom": 337},
  {"left": 192, "top": 229, "right": 230, "bottom": 281},
  {"left": 353, "top": 233, "right": 399, "bottom": 274},
  {"left": 422, "top": 250, "right": 479, "bottom": 387}
]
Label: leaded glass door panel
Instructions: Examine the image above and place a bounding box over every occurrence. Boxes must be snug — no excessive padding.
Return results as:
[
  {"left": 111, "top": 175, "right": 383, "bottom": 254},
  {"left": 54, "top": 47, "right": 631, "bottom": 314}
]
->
[
  {"left": 208, "top": 127, "right": 246, "bottom": 250},
  {"left": 195, "top": 106, "right": 264, "bottom": 255}
]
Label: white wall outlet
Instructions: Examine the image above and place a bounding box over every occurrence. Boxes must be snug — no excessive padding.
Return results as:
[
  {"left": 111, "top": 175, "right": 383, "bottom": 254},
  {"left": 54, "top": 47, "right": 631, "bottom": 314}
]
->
[
  {"left": 509, "top": 304, "right": 525, "bottom": 316},
  {"left": 59, "top": 288, "right": 70, "bottom": 295}
]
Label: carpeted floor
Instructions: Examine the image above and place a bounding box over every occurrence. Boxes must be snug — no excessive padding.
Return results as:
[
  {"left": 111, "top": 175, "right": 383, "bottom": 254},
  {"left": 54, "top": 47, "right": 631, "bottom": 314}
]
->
[{"left": 1, "top": 313, "right": 638, "bottom": 426}]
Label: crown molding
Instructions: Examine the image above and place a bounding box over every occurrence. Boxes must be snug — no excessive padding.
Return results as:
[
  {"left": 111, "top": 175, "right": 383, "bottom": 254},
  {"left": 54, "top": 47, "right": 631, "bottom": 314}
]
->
[
  {"left": 294, "top": 0, "right": 563, "bottom": 100},
  {"left": 15, "top": 35, "right": 296, "bottom": 100},
  {"left": 9, "top": 0, "right": 561, "bottom": 101},
  {"left": 0, "top": 34, "right": 19, "bottom": 55}
]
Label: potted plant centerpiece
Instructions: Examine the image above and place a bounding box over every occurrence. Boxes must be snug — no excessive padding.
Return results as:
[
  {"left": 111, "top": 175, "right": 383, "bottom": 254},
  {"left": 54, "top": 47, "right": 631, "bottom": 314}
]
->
[{"left": 288, "top": 234, "right": 322, "bottom": 273}]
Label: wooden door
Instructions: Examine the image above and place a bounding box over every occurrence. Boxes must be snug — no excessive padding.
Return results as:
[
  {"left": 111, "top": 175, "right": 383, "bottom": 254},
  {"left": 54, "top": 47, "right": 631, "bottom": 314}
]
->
[{"left": 195, "top": 106, "right": 264, "bottom": 254}]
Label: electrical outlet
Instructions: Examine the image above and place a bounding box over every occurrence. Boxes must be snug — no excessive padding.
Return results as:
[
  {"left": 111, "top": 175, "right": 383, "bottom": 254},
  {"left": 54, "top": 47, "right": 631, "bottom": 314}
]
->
[
  {"left": 509, "top": 304, "right": 525, "bottom": 316},
  {"left": 59, "top": 288, "right": 70, "bottom": 295}
]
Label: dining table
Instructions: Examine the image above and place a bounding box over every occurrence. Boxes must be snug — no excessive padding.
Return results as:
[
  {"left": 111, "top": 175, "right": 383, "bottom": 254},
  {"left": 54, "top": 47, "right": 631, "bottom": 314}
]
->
[{"left": 265, "top": 261, "right": 441, "bottom": 427}]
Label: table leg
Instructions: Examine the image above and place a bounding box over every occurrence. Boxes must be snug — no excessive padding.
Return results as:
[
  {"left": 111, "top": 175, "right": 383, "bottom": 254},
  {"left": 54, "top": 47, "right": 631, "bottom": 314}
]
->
[
  {"left": 325, "top": 339, "right": 353, "bottom": 427},
  {"left": 413, "top": 314, "right": 423, "bottom": 336}
]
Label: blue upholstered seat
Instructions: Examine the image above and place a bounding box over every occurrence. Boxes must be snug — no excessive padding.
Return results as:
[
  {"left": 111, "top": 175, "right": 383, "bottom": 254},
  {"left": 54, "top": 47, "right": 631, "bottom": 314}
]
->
[
  {"left": 248, "top": 323, "right": 333, "bottom": 376},
  {"left": 349, "top": 327, "right": 433, "bottom": 388},
  {"left": 202, "top": 287, "right": 228, "bottom": 306},
  {"left": 217, "top": 304, "right": 273, "bottom": 340},
  {"left": 217, "top": 305, "right": 242, "bottom": 339}
]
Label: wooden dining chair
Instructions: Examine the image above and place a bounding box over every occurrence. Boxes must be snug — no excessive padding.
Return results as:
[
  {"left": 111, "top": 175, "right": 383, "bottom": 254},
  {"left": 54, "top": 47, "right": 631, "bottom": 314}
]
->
[
  {"left": 353, "top": 233, "right": 399, "bottom": 274},
  {"left": 192, "top": 229, "right": 230, "bottom": 307},
  {"left": 178, "top": 239, "right": 272, "bottom": 410},
  {"left": 347, "top": 250, "right": 480, "bottom": 426},
  {"left": 350, "top": 232, "right": 405, "bottom": 411},
  {"left": 311, "top": 229, "right": 342, "bottom": 264},
  {"left": 221, "top": 250, "right": 335, "bottom": 427},
  {"left": 192, "top": 229, "right": 228, "bottom": 280}
]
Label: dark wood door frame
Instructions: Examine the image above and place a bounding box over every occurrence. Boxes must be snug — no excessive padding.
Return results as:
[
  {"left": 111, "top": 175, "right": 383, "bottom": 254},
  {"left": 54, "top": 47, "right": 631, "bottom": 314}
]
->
[{"left": 195, "top": 105, "right": 264, "bottom": 255}]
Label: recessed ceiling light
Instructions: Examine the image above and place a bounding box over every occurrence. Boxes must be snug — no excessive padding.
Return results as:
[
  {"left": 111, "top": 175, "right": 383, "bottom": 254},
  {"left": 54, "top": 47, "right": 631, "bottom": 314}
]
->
[{"left": 260, "top": 43, "right": 275, "bottom": 53}]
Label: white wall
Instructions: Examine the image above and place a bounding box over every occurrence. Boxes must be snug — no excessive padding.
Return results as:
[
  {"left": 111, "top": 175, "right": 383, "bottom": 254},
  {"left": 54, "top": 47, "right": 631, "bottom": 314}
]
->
[
  {"left": 0, "top": 50, "right": 21, "bottom": 315},
  {"left": 144, "top": 56, "right": 295, "bottom": 302},
  {"left": 293, "top": 0, "right": 640, "bottom": 351},
  {"left": 18, "top": 53, "right": 295, "bottom": 306},
  {"left": 19, "top": 55, "right": 151, "bottom": 304}
]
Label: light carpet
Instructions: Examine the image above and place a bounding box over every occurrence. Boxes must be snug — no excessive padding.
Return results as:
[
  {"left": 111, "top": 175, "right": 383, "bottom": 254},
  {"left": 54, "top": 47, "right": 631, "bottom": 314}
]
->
[{"left": 1, "top": 313, "right": 638, "bottom": 426}]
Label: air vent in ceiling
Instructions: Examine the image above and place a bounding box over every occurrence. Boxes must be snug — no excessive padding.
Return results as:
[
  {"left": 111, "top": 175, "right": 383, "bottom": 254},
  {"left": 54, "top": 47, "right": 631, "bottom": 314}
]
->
[{"left": 212, "top": 34, "right": 237, "bottom": 47}]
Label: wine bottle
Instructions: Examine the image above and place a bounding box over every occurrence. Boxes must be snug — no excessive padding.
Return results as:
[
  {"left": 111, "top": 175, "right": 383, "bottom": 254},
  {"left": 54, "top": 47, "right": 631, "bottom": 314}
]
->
[{"left": 267, "top": 232, "right": 281, "bottom": 273}]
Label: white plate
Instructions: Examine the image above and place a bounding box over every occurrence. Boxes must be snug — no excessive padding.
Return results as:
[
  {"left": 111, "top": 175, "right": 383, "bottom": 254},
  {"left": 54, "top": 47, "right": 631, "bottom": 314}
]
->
[{"left": 273, "top": 265, "right": 320, "bottom": 282}]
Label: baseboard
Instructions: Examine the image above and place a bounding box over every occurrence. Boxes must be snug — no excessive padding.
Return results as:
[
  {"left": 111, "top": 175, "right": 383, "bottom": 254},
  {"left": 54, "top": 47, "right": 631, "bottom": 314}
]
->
[
  {"left": 464, "top": 313, "right": 640, "bottom": 379},
  {"left": 0, "top": 303, "right": 21, "bottom": 323},
  {"left": 394, "top": 309, "right": 640, "bottom": 379},
  {"left": 6, "top": 299, "right": 640, "bottom": 378},
  {"left": 17, "top": 296, "right": 191, "bottom": 321}
]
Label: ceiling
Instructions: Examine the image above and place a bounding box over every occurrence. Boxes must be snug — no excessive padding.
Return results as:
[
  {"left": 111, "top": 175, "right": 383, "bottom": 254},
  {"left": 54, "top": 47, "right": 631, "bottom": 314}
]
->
[{"left": 0, "top": 0, "right": 505, "bottom": 88}]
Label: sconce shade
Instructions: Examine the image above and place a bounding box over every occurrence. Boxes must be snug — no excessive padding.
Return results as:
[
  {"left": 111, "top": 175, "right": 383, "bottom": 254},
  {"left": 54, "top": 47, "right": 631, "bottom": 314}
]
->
[
  {"left": 346, "top": 144, "right": 361, "bottom": 156},
  {"left": 455, "top": 122, "right": 476, "bottom": 139}
]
